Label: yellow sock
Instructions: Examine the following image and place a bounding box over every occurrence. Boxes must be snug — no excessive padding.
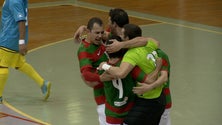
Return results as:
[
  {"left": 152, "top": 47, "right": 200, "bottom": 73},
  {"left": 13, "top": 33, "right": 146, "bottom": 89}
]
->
[
  {"left": 0, "top": 68, "right": 9, "bottom": 97},
  {"left": 18, "top": 63, "right": 44, "bottom": 87}
]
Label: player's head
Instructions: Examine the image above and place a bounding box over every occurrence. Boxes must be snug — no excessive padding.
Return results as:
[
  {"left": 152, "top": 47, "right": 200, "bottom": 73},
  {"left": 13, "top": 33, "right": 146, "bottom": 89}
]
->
[
  {"left": 120, "top": 23, "right": 142, "bottom": 40},
  {"left": 106, "top": 35, "right": 127, "bottom": 58},
  {"left": 86, "top": 17, "right": 104, "bottom": 45},
  {"left": 108, "top": 8, "right": 129, "bottom": 36},
  {"left": 109, "top": 8, "right": 129, "bottom": 28}
]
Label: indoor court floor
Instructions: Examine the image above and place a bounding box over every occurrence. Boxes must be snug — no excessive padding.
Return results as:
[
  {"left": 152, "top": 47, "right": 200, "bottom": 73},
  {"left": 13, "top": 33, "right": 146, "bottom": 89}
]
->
[{"left": 0, "top": 0, "right": 222, "bottom": 125}]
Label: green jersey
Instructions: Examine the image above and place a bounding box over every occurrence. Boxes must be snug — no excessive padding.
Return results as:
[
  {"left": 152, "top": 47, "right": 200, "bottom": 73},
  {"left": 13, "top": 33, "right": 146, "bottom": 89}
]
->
[
  {"left": 77, "top": 39, "right": 108, "bottom": 105},
  {"left": 156, "top": 49, "right": 172, "bottom": 108},
  {"left": 122, "top": 40, "right": 163, "bottom": 99},
  {"left": 104, "top": 61, "right": 147, "bottom": 124}
]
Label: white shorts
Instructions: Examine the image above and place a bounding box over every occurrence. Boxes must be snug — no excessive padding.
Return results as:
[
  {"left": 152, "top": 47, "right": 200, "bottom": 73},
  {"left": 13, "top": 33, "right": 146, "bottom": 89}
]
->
[
  {"left": 159, "top": 108, "right": 171, "bottom": 125},
  {"left": 97, "top": 104, "right": 106, "bottom": 125},
  {"left": 106, "top": 123, "right": 122, "bottom": 125}
]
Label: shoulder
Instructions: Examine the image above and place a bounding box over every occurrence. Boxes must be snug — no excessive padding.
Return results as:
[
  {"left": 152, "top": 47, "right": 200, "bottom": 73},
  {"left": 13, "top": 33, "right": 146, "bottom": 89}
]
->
[
  {"left": 122, "top": 48, "right": 141, "bottom": 63},
  {"left": 8, "top": 0, "right": 24, "bottom": 10},
  {"left": 9, "top": 0, "right": 22, "bottom": 5},
  {"left": 157, "top": 49, "right": 168, "bottom": 57}
]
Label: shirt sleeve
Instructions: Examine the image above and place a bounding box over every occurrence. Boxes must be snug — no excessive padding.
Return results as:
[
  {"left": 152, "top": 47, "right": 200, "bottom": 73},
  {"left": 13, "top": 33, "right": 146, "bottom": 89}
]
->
[
  {"left": 122, "top": 48, "right": 139, "bottom": 66},
  {"left": 130, "top": 66, "right": 147, "bottom": 83},
  {"left": 161, "top": 58, "right": 169, "bottom": 72},
  {"left": 10, "top": 1, "right": 26, "bottom": 22},
  {"left": 122, "top": 40, "right": 158, "bottom": 66},
  {"left": 78, "top": 47, "right": 101, "bottom": 82},
  {"left": 145, "top": 40, "right": 158, "bottom": 51},
  {"left": 81, "top": 69, "right": 101, "bottom": 82},
  {"left": 79, "top": 58, "right": 101, "bottom": 82},
  {"left": 156, "top": 49, "right": 170, "bottom": 72}
]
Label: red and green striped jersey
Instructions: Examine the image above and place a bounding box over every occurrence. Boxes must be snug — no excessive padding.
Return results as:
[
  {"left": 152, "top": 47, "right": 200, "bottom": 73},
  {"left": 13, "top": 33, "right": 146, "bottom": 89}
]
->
[
  {"left": 104, "top": 61, "right": 147, "bottom": 124},
  {"left": 157, "top": 49, "right": 172, "bottom": 109},
  {"left": 77, "top": 39, "right": 108, "bottom": 105}
]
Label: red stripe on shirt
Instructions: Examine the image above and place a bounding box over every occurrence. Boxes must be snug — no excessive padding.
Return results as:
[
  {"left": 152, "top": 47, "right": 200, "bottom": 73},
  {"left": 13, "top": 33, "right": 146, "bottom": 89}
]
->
[
  {"left": 163, "top": 87, "right": 170, "bottom": 95},
  {"left": 105, "top": 102, "right": 134, "bottom": 114},
  {"left": 95, "top": 95, "right": 106, "bottom": 105},
  {"left": 106, "top": 116, "right": 124, "bottom": 124}
]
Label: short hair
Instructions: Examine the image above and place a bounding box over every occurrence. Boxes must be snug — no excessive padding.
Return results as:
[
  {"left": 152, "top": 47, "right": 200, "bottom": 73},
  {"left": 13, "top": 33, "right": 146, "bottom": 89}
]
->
[
  {"left": 106, "top": 35, "right": 127, "bottom": 58},
  {"left": 87, "top": 17, "right": 103, "bottom": 31},
  {"left": 109, "top": 8, "right": 129, "bottom": 28},
  {"left": 123, "top": 24, "right": 142, "bottom": 40}
]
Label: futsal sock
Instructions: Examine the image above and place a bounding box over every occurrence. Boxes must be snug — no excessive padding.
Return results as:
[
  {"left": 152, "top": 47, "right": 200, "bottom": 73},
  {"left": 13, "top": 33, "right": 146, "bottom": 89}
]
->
[
  {"left": 18, "top": 63, "right": 44, "bottom": 87},
  {"left": 0, "top": 68, "right": 9, "bottom": 97}
]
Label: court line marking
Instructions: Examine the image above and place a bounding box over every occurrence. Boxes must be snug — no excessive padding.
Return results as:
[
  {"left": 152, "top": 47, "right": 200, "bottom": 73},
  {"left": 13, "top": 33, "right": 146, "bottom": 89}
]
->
[
  {"left": 1, "top": 101, "right": 50, "bottom": 125},
  {"left": 28, "top": 1, "right": 222, "bottom": 35},
  {"left": 0, "top": 38, "right": 74, "bottom": 124},
  {"left": 72, "top": 3, "right": 222, "bottom": 35},
  {"left": 1, "top": 1, "right": 222, "bottom": 34},
  {"left": 29, "top": 38, "right": 74, "bottom": 53},
  {"left": 0, "top": 112, "right": 45, "bottom": 125},
  {"left": 2, "top": 1, "right": 221, "bottom": 34}
]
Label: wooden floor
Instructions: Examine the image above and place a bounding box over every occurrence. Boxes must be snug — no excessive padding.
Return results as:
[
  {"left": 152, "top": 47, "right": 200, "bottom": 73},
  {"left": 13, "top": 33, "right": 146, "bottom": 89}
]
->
[
  {"left": 27, "top": 4, "right": 156, "bottom": 50},
  {"left": 29, "top": 0, "right": 222, "bottom": 50},
  {"left": 1, "top": 0, "right": 222, "bottom": 49},
  {"left": 80, "top": 0, "right": 222, "bottom": 28},
  {"left": 29, "top": 0, "right": 222, "bottom": 49}
]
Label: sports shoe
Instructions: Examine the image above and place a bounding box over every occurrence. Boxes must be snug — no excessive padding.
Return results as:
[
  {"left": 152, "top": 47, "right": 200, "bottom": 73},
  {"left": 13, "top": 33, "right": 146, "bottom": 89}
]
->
[{"left": 41, "top": 81, "right": 51, "bottom": 101}]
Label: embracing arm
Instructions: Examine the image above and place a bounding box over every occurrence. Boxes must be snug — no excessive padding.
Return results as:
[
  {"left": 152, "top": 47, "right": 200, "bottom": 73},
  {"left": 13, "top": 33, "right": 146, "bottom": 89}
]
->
[
  {"left": 144, "top": 58, "right": 162, "bottom": 84},
  {"left": 122, "top": 37, "right": 160, "bottom": 48},
  {"left": 81, "top": 69, "right": 101, "bottom": 82},
  {"left": 98, "top": 62, "right": 134, "bottom": 79},
  {"left": 73, "top": 25, "right": 87, "bottom": 42},
  {"left": 106, "top": 37, "right": 160, "bottom": 53},
  {"left": 133, "top": 70, "right": 168, "bottom": 95},
  {"left": 82, "top": 71, "right": 114, "bottom": 88},
  {"left": 145, "top": 70, "right": 168, "bottom": 87},
  {"left": 99, "top": 71, "right": 115, "bottom": 81}
]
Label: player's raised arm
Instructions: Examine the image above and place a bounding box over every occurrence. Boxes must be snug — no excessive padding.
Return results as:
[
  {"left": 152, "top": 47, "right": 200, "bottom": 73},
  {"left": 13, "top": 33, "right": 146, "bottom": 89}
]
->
[{"left": 73, "top": 25, "right": 87, "bottom": 42}]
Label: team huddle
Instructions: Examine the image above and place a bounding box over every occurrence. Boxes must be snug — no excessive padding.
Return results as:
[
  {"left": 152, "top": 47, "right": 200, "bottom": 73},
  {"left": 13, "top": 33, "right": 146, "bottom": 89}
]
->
[
  {"left": 75, "top": 8, "right": 172, "bottom": 125},
  {"left": 0, "top": 0, "right": 172, "bottom": 124}
]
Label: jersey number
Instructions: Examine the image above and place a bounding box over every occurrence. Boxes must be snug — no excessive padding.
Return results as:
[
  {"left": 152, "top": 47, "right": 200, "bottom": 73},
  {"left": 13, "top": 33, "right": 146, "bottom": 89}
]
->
[
  {"left": 112, "top": 79, "right": 123, "bottom": 99},
  {"left": 147, "top": 51, "right": 157, "bottom": 66}
]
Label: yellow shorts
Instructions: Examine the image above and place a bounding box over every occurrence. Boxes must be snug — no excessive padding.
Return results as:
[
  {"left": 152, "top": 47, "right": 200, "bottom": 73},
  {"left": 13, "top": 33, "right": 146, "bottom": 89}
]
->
[{"left": 0, "top": 47, "right": 26, "bottom": 68}]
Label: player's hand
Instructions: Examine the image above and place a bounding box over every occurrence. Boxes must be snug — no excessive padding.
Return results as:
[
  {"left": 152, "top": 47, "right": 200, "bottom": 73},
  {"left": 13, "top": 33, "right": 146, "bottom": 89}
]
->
[
  {"left": 81, "top": 75, "right": 99, "bottom": 88},
  {"left": 155, "top": 58, "right": 162, "bottom": 70},
  {"left": 132, "top": 83, "right": 154, "bottom": 95},
  {"left": 73, "top": 25, "right": 87, "bottom": 43},
  {"left": 19, "top": 44, "right": 28, "bottom": 56},
  {"left": 97, "top": 62, "right": 107, "bottom": 71},
  {"left": 105, "top": 39, "right": 123, "bottom": 53},
  {"left": 145, "top": 58, "right": 162, "bottom": 83},
  {"left": 100, "top": 72, "right": 115, "bottom": 81},
  {"left": 84, "top": 80, "right": 99, "bottom": 88}
]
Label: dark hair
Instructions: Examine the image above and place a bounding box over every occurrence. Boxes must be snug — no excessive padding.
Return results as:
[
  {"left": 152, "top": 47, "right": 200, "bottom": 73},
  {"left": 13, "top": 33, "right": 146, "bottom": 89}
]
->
[
  {"left": 123, "top": 24, "right": 142, "bottom": 40},
  {"left": 109, "top": 8, "right": 129, "bottom": 28},
  {"left": 106, "top": 35, "right": 127, "bottom": 58},
  {"left": 87, "top": 17, "right": 103, "bottom": 31}
]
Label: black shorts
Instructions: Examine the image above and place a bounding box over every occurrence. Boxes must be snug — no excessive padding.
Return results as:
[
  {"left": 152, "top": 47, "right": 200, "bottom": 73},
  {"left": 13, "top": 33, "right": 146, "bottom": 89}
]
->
[{"left": 123, "top": 92, "right": 166, "bottom": 125}]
